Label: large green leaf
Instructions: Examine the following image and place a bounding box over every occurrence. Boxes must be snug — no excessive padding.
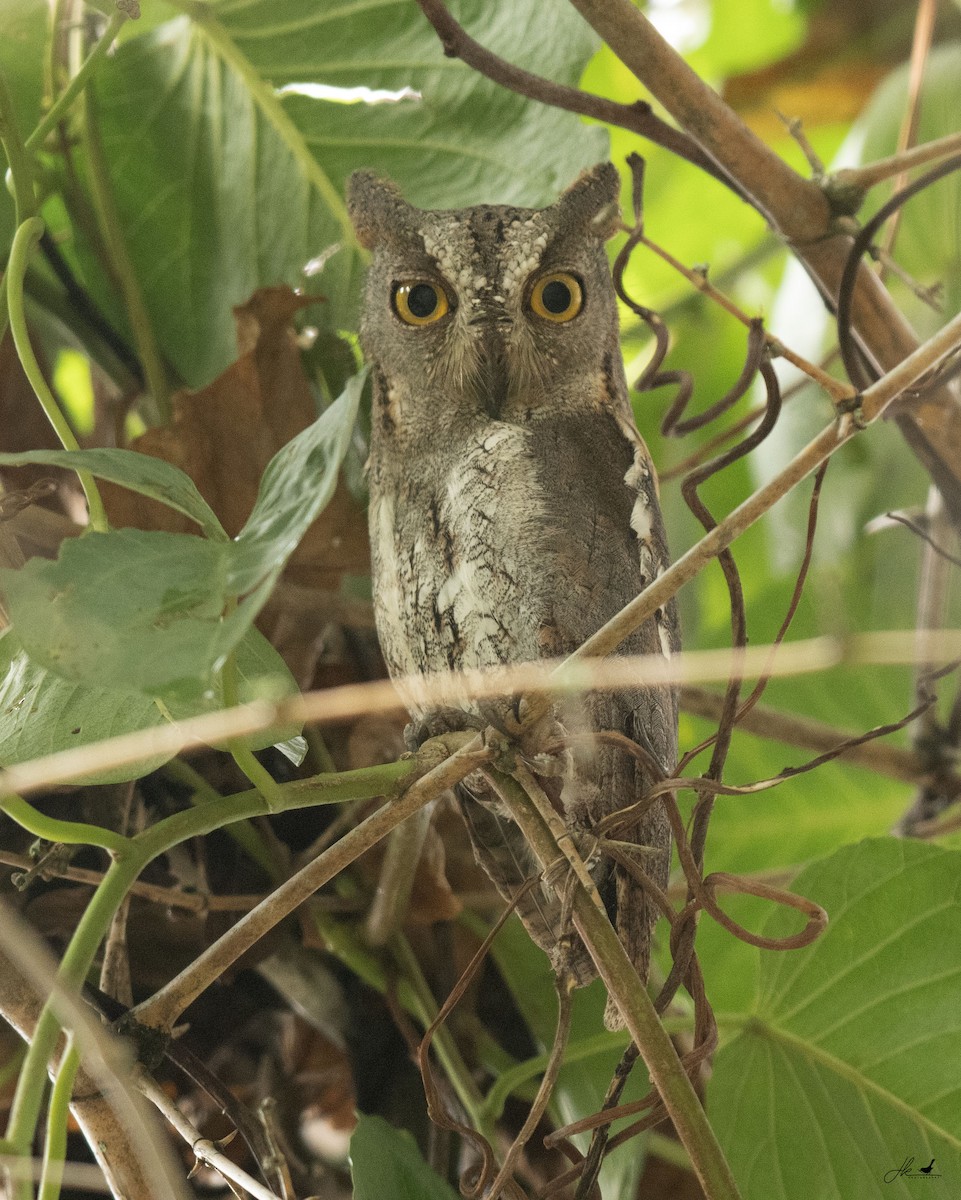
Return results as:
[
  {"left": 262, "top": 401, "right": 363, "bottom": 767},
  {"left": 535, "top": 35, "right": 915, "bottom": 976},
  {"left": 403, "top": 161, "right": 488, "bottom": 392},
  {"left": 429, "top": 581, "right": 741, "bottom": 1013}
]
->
[
  {"left": 350, "top": 1114, "right": 459, "bottom": 1200},
  {"left": 82, "top": 0, "right": 606, "bottom": 385},
  {"left": 709, "top": 839, "right": 961, "bottom": 1198},
  {"left": 0, "top": 626, "right": 303, "bottom": 783},
  {"left": 0, "top": 628, "right": 173, "bottom": 784},
  {"left": 0, "top": 527, "right": 239, "bottom": 699}
]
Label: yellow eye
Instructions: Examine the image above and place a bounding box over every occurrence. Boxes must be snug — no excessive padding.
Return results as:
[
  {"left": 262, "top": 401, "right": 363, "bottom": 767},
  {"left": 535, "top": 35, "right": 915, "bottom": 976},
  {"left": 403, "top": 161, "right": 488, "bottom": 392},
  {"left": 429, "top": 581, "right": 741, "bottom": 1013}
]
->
[
  {"left": 392, "top": 281, "right": 449, "bottom": 326},
  {"left": 529, "top": 272, "right": 583, "bottom": 322}
]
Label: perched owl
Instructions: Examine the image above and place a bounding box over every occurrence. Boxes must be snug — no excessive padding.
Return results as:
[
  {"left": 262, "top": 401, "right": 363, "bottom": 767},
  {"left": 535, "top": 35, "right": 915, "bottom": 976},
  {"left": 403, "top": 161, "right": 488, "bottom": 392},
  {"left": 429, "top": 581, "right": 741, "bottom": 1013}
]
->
[{"left": 347, "top": 164, "right": 679, "bottom": 1028}]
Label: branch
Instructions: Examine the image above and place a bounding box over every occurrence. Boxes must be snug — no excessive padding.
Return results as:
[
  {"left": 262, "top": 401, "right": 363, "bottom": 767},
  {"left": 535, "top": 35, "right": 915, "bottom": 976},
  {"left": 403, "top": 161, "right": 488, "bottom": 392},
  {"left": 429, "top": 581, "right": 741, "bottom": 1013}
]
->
[
  {"left": 135, "top": 1071, "right": 282, "bottom": 1200},
  {"left": 831, "top": 129, "right": 961, "bottom": 194},
  {"left": 3, "top": 636, "right": 961, "bottom": 799},
  {"left": 129, "top": 733, "right": 488, "bottom": 1032},
  {"left": 680, "top": 686, "right": 949, "bottom": 785},
  {"left": 414, "top": 0, "right": 734, "bottom": 189},
  {"left": 488, "top": 768, "right": 742, "bottom": 1200}
]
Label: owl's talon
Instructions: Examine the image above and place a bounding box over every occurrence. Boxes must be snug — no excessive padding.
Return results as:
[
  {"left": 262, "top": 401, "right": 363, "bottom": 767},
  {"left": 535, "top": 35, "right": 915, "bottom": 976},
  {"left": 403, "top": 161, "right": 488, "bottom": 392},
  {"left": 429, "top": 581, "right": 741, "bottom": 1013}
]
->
[
  {"left": 476, "top": 696, "right": 526, "bottom": 740},
  {"left": 404, "top": 708, "right": 480, "bottom": 752}
]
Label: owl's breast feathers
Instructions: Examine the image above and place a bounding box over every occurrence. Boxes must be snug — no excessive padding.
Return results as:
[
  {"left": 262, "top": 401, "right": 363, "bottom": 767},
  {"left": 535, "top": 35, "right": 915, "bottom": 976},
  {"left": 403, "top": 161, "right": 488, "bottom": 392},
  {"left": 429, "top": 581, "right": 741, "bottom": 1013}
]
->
[{"left": 368, "top": 406, "right": 676, "bottom": 713}]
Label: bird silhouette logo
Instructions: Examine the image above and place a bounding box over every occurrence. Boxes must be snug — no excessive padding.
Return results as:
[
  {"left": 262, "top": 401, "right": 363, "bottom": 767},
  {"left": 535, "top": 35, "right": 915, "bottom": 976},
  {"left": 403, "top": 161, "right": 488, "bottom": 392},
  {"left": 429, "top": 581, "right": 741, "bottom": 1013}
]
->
[{"left": 883, "top": 1156, "right": 942, "bottom": 1182}]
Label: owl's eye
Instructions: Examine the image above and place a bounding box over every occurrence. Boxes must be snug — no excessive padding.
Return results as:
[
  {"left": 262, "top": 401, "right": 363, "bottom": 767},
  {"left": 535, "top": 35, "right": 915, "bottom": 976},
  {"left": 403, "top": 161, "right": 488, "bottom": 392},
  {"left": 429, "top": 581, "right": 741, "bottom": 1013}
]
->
[
  {"left": 529, "top": 272, "right": 583, "bottom": 323},
  {"left": 392, "top": 281, "right": 450, "bottom": 326}
]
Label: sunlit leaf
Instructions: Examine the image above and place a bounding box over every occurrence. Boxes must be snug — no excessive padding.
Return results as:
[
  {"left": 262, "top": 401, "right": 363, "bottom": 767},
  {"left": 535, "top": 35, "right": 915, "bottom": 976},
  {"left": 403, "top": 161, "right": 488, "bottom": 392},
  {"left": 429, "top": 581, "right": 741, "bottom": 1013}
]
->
[{"left": 710, "top": 839, "right": 961, "bottom": 1198}]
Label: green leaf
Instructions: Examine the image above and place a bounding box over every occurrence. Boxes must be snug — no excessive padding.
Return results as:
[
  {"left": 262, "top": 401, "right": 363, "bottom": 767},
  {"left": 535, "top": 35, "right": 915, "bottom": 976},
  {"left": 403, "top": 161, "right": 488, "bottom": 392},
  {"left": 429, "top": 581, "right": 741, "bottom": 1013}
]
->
[
  {"left": 0, "top": 624, "right": 303, "bottom": 784},
  {"left": 0, "top": 448, "right": 227, "bottom": 539},
  {"left": 0, "top": 374, "right": 360, "bottom": 703},
  {"left": 709, "top": 839, "right": 961, "bottom": 1198},
  {"left": 0, "top": 629, "right": 174, "bottom": 784},
  {"left": 0, "top": 529, "right": 233, "bottom": 699},
  {"left": 82, "top": 0, "right": 606, "bottom": 384},
  {"left": 228, "top": 369, "right": 365, "bottom": 592},
  {"left": 350, "top": 1113, "right": 459, "bottom": 1200}
]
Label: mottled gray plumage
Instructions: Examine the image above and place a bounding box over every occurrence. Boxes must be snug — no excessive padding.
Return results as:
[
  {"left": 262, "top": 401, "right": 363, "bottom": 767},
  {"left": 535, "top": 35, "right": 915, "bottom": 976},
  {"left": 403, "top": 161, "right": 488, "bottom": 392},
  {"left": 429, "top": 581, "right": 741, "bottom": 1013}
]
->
[{"left": 347, "top": 164, "right": 679, "bottom": 1028}]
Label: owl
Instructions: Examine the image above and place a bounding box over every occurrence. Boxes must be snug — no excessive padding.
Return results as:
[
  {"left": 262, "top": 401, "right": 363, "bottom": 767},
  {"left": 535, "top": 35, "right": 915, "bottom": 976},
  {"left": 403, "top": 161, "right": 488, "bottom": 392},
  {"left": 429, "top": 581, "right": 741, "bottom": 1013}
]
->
[{"left": 347, "top": 164, "right": 679, "bottom": 1028}]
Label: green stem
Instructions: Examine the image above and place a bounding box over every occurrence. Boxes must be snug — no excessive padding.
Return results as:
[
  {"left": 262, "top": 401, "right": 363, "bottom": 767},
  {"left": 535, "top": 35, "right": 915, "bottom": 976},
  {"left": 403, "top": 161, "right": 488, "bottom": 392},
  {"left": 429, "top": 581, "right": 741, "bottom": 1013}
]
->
[
  {"left": 27, "top": 9, "right": 129, "bottom": 152},
  {"left": 162, "top": 758, "right": 281, "bottom": 880},
  {"left": 37, "top": 1042, "right": 78, "bottom": 1200},
  {"left": 4, "top": 853, "right": 147, "bottom": 1188},
  {"left": 6, "top": 217, "right": 109, "bottom": 532},
  {"left": 0, "top": 793, "right": 130, "bottom": 853},
  {"left": 0, "top": 68, "right": 37, "bottom": 222},
  {"left": 82, "top": 89, "right": 171, "bottom": 421},
  {"left": 0, "top": 759, "right": 411, "bottom": 1178},
  {"left": 222, "top": 650, "right": 287, "bottom": 815}
]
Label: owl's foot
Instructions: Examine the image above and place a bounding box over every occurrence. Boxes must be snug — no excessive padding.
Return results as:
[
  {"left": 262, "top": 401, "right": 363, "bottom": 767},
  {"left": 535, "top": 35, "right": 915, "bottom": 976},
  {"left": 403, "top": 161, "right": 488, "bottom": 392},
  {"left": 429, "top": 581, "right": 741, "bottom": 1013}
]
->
[
  {"left": 477, "top": 698, "right": 572, "bottom": 780},
  {"left": 404, "top": 707, "right": 484, "bottom": 753}
]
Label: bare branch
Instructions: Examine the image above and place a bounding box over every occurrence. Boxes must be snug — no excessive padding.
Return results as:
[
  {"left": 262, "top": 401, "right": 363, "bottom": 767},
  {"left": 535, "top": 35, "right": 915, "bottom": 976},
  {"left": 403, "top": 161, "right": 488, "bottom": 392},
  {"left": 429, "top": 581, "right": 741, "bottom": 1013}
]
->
[
  {"left": 3, "top": 635, "right": 961, "bottom": 798},
  {"left": 680, "top": 686, "right": 948, "bottom": 785},
  {"left": 831, "top": 130, "right": 961, "bottom": 194},
  {"left": 135, "top": 1070, "right": 282, "bottom": 1200}
]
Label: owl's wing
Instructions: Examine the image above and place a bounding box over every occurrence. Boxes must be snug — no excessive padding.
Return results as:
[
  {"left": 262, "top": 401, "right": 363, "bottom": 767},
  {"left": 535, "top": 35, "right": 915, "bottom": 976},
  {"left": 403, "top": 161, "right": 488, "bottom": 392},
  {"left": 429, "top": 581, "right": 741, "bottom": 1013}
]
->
[{"left": 528, "top": 406, "right": 678, "bottom": 1027}]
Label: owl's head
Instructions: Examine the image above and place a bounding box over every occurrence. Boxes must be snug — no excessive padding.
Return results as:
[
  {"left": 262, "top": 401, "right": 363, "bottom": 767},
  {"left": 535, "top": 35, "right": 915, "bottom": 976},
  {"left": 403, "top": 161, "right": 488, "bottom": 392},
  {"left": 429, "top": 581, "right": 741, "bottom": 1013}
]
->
[{"left": 347, "top": 164, "right": 625, "bottom": 445}]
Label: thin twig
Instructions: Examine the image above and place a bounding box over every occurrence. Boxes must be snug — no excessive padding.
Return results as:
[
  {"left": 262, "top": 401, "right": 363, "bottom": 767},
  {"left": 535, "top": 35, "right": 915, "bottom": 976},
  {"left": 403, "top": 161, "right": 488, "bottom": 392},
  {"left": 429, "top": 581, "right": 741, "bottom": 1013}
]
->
[
  {"left": 679, "top": 686, "right": 943, "bottom": 784},
  {"left": 637, "top": 231, "right": 853, "bottom": 403},
  {"left": 4, "top": 635, "right": 961, "bottom": 800},
  {"left": 831, "top": 129, "right": 961, "bottom": 194},
  {"left": 485, "top": 976, "right": 574, "bottom": 1200},
  {"left": 135, "top": 1069, "right": 282, "bottom": 1200},
  {"left": 879, "top": 0, "right": 937, "bottom": 263},
  {"left": 0, "top": 851, "right": 273, "bottom": 912},
  {"left": 413, "top": 0, "right": 736, "bottom": 189}
]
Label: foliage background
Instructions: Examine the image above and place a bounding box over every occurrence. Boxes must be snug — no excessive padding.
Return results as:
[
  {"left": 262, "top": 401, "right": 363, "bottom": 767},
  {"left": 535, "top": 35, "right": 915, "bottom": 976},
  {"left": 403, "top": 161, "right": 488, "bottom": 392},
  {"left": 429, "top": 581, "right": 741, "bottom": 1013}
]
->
[{"left": 0, "top": 0, "right": 960, "bottom": 1198}]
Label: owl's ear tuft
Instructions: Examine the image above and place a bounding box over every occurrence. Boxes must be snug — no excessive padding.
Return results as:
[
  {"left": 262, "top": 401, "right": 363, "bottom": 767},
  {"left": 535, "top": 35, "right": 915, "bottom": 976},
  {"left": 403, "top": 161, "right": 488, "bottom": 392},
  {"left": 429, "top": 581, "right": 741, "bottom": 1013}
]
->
[
  {"left": 347, "top": 171, "right": 411, "bottom": 249},
  {"left": 558, "top": 162, "right": 622, "bottom": 241}
]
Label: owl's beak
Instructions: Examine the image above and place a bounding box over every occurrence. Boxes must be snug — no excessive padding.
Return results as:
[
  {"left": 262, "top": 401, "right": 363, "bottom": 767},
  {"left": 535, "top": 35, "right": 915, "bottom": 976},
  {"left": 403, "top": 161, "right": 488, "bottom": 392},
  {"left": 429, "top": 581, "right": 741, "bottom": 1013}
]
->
[{"left": 474, "top": 324, "right": 512, "bottom": 417}]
